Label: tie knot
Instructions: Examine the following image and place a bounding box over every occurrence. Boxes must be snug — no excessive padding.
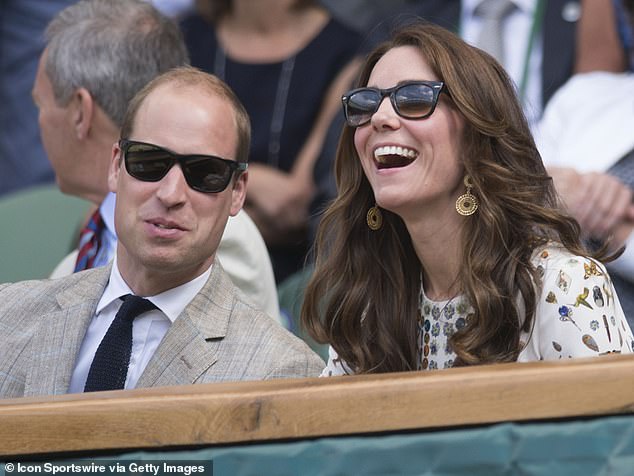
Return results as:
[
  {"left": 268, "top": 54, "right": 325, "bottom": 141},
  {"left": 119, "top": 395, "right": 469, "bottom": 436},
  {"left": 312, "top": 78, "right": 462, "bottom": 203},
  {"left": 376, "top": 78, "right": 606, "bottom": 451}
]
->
[
  {"left": 117, "top": 294, "right": 157, "bottom": 322},
  {"left": 475, "top": 0, "right": 516, "bottom": 19}
]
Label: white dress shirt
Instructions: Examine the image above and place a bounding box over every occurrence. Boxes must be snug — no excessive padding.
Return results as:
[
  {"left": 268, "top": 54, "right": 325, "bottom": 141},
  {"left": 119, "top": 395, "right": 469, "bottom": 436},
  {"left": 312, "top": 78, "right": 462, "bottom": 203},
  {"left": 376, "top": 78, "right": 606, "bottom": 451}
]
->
[
  {"left": 461, "top": 0, "right": 544, "bottom": 126},
  {"left": 93, "top": 191, "right": 117, "bottom": 268},
  {"left": 68, "top": 258, "right": 211, "bottom": 392}
]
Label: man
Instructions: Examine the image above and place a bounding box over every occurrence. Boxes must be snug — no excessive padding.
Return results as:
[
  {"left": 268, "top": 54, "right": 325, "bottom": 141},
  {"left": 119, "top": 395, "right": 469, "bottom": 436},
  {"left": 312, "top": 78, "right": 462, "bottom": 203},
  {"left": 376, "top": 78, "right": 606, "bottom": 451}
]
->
[
  {"left": 0, "top": 66, "right": 324, "bottom": 399},
  {"left": 31, "top": 0, "right": 280, "bottom": 321}
]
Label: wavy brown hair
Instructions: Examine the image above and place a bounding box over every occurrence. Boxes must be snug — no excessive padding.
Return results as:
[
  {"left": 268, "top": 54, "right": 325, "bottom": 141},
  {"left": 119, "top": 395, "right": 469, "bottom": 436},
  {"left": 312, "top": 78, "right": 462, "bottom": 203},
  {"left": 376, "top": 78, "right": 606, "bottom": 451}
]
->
[{"left": 301, "top": 22, "right": 606, "bottom": 373}]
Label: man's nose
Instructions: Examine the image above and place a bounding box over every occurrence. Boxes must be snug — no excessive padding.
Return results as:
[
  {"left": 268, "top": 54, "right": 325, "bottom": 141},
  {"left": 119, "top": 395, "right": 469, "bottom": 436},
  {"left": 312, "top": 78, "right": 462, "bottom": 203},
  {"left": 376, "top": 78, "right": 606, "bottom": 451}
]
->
[{"left": 155, "top": 163, "right": 188, "bottom": 206}]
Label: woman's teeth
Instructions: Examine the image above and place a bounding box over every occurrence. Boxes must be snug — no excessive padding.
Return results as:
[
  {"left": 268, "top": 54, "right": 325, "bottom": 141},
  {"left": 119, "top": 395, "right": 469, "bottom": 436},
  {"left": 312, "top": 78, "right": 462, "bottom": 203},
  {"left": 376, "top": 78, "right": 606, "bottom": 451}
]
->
[{"left": 374, "top": 146, "right": 418, "bottom": 168}]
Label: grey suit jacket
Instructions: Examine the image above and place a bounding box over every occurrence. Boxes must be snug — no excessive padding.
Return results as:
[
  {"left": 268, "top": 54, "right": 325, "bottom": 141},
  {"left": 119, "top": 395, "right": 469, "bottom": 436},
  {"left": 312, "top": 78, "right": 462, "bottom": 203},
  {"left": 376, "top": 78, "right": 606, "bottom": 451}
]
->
[{"left": 0, "top": 263, "right": 324, "bottom": 399}]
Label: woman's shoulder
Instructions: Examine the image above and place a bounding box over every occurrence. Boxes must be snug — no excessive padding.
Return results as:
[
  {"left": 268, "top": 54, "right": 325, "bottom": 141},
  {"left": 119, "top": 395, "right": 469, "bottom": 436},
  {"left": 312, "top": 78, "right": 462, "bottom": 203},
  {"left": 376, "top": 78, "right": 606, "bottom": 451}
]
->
[
  {"left": 529, "top": 243, "right": 621, "bottom": 339},
  {"left": 524, "top": 243, "right": 634, "bottom": 359},
  {"left": 530, "top": 243, "right": 606, "bottom": 278}
]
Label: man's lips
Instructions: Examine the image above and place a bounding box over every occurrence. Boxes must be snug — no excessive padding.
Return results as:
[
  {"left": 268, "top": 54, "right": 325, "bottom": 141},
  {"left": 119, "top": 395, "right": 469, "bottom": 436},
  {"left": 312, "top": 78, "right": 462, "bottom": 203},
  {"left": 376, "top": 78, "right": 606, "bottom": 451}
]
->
[
  {"left": 373, "top": 145, "right": 419, "bottom": 169},
  {"left": 146, "top": 218, "right": 187, "bottom": 232}
]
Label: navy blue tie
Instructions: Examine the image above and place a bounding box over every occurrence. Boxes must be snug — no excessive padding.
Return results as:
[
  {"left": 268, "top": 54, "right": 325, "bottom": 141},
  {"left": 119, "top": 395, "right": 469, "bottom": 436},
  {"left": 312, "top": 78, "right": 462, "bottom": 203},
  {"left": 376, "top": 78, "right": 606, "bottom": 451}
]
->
[{"left": 84, "top": 295, "right": 157, "bottom": 392}]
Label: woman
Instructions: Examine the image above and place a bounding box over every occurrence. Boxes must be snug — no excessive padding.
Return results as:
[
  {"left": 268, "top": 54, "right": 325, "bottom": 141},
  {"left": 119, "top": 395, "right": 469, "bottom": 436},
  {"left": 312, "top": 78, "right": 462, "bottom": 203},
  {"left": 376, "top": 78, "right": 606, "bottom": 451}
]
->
[
  {"left": 180, "top": 0, "right": 362, "bottom": 282},
  {"left": 301, "top": 22, "right": 634, "bottom": 375}
]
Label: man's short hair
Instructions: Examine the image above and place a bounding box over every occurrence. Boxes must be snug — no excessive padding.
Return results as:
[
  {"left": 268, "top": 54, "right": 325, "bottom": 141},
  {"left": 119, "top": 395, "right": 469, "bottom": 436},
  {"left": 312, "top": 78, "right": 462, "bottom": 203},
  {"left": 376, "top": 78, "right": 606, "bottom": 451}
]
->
[
  {"left": 120, "top": 66, "right": 251, "bottom": 165},
  {"left": 45, "top": 0, "right": 189, "bottom": 127}
]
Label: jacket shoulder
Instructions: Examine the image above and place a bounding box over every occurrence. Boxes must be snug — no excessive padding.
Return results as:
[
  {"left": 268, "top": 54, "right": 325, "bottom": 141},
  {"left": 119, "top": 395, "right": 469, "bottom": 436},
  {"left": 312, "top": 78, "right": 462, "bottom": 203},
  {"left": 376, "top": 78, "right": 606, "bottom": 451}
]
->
[{"left": 222, "top": 292, "right": 325, "bottom": 380}]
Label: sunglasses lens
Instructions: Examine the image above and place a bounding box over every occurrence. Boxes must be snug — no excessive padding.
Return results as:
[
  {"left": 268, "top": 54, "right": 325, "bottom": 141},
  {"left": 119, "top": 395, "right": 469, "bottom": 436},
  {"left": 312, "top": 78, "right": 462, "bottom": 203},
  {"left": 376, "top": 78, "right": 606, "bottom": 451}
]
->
[
  {"left": 124, "top": 143, "right": 173, "bottom": 181},
  {"left": 395, "top": 83, "right": 436, "bottom": 118},
  {"left": 182, "top": 156, "right": 233, "bottom": 193},
  {"left": 345, "top": 90, "right": 381, "bottom": 126},
  {"left": 122, "top": 140, "right": 239, "bottom": 193}
]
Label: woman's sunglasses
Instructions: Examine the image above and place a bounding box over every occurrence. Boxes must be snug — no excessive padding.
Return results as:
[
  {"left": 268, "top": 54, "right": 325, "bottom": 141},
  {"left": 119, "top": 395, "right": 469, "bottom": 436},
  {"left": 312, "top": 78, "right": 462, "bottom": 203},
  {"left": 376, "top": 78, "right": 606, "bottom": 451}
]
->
[
  {"left": 119, "top": 139, "right": 247, "bottom": 193},
  {"left": 342, "top": 80, "right": 446, "bottom": 127}
]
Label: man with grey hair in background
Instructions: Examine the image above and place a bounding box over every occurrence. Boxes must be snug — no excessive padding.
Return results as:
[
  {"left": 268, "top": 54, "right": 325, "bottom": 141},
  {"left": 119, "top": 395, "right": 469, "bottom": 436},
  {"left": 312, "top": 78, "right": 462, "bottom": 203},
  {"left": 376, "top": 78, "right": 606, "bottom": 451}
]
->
[{"left": 32, "top": 0, "right": 280, "bottom": 321}]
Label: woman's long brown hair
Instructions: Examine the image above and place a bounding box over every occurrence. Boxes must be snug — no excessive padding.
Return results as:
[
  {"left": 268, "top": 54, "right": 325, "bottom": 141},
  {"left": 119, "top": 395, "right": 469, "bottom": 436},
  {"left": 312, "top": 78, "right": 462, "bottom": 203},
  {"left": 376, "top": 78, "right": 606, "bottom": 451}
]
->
[{"left": 301, "top": 22, "right": 606, "bottom": 373}]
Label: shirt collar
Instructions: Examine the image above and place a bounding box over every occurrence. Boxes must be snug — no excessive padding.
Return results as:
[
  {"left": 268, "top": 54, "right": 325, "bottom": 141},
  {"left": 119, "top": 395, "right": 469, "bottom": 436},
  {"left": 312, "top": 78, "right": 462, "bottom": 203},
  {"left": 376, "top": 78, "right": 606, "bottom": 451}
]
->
[
  {"left": 97, "top": 256, "right": 212, "bottom": 323},
  {"left": 463, "top": 0, "right": 535, "bottom": 17},
  {"left": 99, "top": 192, "right": 117, "bottom": 237}
]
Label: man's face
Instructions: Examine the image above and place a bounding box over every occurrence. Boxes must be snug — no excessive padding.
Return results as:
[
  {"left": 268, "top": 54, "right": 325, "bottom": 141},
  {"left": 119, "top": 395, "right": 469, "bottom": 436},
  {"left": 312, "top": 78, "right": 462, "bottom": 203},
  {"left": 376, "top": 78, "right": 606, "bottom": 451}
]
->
[
  {"left": 108, "top": 83, "right": 247, "bottom": 294},
  {"left": 32, "top": 49, "right": 77, "bottom": 195}
]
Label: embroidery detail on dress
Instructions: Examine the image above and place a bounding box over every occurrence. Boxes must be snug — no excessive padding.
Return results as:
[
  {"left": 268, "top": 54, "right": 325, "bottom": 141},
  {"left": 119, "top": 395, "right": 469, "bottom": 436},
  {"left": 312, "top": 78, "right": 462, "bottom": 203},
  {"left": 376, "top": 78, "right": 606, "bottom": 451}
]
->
[
  {"left": 572, "top": 287, "right": 592, "bottom": 310},
  {"left": 582, "top": 334, "right": 599, "bottom": 352},
  {"left": 558, "top": 305, "right": 581, "bottom": 330},
  {"left": 592, "top": 286, "right": 604, "bottom": 307},
  {"left": 603, "top": 315, "right": 611, "bottom": 342},
  {"left": 583, "top": 261, "right": 603, "bottom": 279},
  {"left": 557, "top": 270, "right": 571, "bottom": 293}
]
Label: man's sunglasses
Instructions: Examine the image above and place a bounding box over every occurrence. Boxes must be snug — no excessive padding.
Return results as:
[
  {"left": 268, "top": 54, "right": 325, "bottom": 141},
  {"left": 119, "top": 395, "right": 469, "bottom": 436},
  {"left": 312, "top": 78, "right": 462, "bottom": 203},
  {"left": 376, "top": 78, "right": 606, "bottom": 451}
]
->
[
  {"left": 342, "top": 80, "right": 446, "bottom": 127},
  {"left": 119, "top": 139, "right": 247, "bottom": 193}
]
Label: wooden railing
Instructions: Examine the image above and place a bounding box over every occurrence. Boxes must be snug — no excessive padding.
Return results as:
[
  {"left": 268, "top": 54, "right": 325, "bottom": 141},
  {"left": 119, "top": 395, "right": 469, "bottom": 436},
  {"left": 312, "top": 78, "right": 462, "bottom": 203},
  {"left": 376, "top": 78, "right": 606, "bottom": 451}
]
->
[{"left": 2, "top": 354, "right": 634, "bottom": 457}]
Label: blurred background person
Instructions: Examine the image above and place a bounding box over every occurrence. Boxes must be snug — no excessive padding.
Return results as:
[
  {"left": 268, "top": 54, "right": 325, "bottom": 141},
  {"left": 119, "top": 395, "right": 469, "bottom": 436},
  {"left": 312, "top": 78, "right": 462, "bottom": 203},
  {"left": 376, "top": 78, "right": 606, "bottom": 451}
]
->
[
  {"left": 536, "top": 0, "right": 634, "bottom": 325},
  {"left": 180, "top": 0, "right": 363, "bottom": 282}
]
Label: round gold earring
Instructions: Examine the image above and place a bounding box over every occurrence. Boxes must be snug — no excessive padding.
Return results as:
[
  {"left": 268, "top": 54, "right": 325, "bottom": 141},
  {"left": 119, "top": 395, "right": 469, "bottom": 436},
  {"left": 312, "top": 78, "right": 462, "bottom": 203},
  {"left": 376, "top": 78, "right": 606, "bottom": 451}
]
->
[
  {"left": 367, "top": 205, "right": 383, "bottom": 230},
  {"left": 455, "top": 175, "right": 478, "bottom": 216}
]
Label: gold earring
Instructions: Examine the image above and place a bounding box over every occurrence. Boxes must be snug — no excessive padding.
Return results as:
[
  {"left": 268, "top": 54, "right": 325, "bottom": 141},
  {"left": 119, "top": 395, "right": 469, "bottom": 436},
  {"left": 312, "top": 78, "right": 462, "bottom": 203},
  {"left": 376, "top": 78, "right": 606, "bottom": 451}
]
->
[
  {"left": 367, "top": 204, "right": 383, "bottom": 230},
  {"left": 455, "top": 175, "right": 478, "bottom": 216}
]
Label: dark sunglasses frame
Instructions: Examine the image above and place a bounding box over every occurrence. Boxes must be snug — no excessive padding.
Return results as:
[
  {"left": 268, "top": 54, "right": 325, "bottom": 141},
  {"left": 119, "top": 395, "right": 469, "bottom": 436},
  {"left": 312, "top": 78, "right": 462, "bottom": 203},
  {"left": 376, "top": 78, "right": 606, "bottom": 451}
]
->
[
  {"left": 119, "top": 139, "right": 247, "bottom": 193},
  {"left": 342, "top": 80, "right": 446, "bottom": 127}
]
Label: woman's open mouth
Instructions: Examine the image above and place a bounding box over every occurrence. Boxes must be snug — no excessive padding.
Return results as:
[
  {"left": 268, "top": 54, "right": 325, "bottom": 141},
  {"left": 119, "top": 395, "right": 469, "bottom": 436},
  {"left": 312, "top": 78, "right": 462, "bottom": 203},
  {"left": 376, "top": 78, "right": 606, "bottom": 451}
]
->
[{"left": 374, "top": 145, "right": 418, "bottom": 169}]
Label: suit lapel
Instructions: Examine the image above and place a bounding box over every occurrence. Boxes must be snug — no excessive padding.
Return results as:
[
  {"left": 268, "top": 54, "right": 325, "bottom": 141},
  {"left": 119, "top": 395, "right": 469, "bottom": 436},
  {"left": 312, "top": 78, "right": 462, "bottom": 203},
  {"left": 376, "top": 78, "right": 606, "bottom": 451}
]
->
[
  {"left": 136, "top": 263, "right": 235, "bottom": 388},
  {"left": 24, "top": 267, "right": 110, "bottom": 396},
  {"left": 542, "top": 0, "right": 577, "bottom": 106}
]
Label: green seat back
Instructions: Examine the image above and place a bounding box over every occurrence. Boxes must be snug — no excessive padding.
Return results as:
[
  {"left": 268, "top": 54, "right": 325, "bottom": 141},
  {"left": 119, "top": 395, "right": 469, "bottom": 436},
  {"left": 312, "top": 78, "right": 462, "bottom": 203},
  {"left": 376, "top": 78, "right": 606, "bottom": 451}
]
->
[
  {"left": 277, "top": 266, "right": 328, "bottom": 361},
  {"left": 0, "top": 185, "right": 91, "bottom": 283}
]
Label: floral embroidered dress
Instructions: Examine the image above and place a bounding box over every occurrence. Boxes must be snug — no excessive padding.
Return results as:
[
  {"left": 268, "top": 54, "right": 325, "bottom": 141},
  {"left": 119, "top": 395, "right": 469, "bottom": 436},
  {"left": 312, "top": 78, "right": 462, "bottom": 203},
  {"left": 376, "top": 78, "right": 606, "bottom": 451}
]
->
[{"left": 321, "top": 244, "right": 634, "bottom": 376}]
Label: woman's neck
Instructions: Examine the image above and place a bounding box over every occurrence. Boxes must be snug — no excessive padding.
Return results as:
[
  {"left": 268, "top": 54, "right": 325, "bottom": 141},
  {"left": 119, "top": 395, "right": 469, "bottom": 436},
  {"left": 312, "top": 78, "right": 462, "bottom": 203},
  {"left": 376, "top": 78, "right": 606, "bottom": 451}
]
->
[
  {"left": 228, "top": 0, "right": 299, "bottom": 32},
  {"left": 405, "top": 213, "right": 464, "bottom": 301},
  {"left": 217, "top": 1, "right": 328, "bottom": 62}
]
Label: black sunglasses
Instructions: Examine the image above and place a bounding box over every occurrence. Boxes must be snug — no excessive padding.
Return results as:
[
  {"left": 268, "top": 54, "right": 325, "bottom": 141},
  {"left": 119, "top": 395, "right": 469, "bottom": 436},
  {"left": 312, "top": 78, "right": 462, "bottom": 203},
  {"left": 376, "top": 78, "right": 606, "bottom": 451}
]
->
[
  {"left": 342, "top": 80, "right": 446, "bottom": 127},
  {"left": 119, "top": 139, "right": 247, "bottom": 193}
]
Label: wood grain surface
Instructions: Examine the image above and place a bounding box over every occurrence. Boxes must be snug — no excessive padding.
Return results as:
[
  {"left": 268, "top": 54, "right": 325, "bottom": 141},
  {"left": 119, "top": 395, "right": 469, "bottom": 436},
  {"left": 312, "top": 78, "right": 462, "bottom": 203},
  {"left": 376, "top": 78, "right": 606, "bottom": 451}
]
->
[{"left": 1, "top": 354, "right": 633, "bottom": 457}]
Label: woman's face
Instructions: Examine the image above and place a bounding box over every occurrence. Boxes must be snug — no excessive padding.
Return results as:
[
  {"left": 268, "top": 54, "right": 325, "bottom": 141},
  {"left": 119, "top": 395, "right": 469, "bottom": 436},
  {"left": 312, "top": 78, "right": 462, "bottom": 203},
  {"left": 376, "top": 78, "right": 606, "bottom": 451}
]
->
[{"left": 354, "top": 46, "right": 466, "bottom": 223}]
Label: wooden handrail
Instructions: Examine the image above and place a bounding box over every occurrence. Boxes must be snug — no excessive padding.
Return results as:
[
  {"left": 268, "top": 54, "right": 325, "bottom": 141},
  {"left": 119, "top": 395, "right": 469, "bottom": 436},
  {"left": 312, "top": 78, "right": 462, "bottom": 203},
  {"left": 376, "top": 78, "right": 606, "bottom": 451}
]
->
[{"left": 2, "top": 354, "right": 634, "bottom": 457}]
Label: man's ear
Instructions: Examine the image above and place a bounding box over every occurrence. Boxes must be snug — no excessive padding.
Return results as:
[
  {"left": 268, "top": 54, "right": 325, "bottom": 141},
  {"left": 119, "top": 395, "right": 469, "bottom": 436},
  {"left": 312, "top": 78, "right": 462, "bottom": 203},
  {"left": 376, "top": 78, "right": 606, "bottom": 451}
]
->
[
  {"left": 108, "top": 141, "right": 123, "bottom": 193},
  {"left": 71, "top": 87, "right": 94, "bottom": 140},
  {"left": 229, "top": 170, "right": 248, "bottom": 216}
]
